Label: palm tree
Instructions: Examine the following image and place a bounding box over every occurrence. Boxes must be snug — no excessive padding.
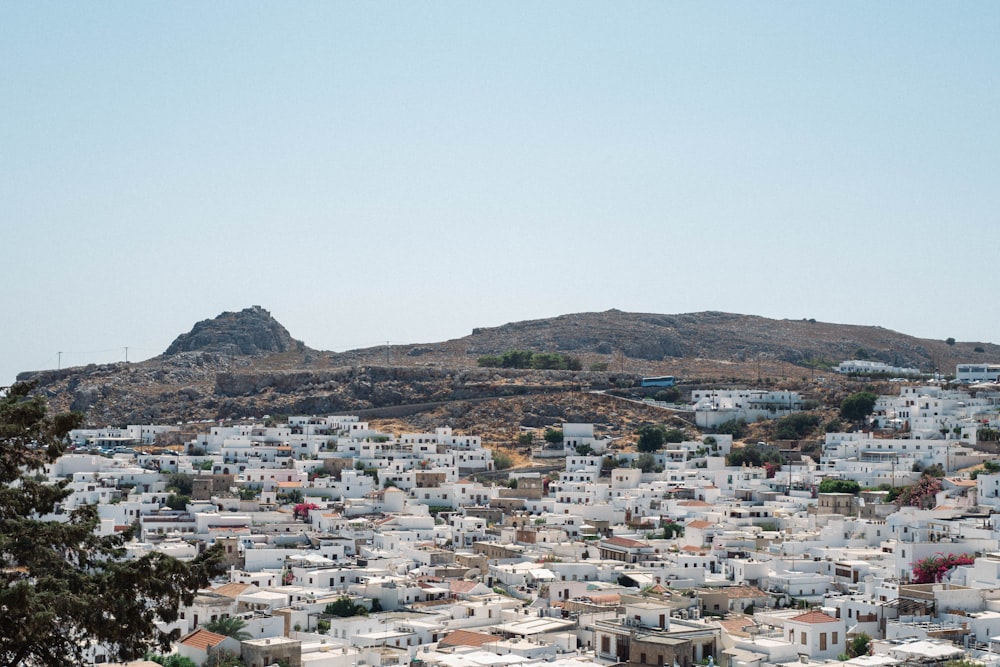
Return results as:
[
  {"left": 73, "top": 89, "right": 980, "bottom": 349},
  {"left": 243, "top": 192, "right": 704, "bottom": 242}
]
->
[{"left": 203, "top": 616, "right": 252, "bottom": 641}]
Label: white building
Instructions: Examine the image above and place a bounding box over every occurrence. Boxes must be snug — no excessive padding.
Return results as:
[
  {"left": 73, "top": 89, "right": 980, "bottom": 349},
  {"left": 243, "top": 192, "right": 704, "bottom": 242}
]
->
[
  {"left": 782, "top": 610, "right": 846, "bottom": 660},
  {"left": 836, "top": 360, "right": 922, "bottom": 377},
  {"left": 956, "top": 363, "right": 1000, "bottom": 383}
]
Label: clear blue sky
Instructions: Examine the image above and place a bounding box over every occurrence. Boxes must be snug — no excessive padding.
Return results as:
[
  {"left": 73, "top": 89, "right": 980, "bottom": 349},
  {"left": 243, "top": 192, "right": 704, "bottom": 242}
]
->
[{"left": 3, "top": 3, "right": 999, "bottom": 386}]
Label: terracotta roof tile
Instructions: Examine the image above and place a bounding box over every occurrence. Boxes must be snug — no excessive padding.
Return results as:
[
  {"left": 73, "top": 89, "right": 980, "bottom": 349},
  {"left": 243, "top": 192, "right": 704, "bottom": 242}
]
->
[
  {"left": 179, "top": 628, "right": 228, "bottom": 650},
  {"left": 438, "top": 629, "right": 497, "bottom": 648},
  {"left": 790, "top": 610, "right": 839, "bottom": 624},
  {"left": 603, "top": 536, "right": 648, "bottom": 548},
  {"left": 445, "top": 579, "right": 479, "bottom": 594},
  {"left": 713, "top": 616, "right": 753, "bottom": 637},
  {"left": 584, "top": 593, "right": 621, "bottom": 605},
  {"left": 213, "top": 582, "right": 253, "bottom": 599},
  {"left": 726, "top": 586, "right": 768, "bottom": 599}
]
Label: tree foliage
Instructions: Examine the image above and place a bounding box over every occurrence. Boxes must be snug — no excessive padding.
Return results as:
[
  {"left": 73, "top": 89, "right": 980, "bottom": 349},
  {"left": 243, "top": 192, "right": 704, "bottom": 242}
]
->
[
  {"left": 847, "top": 634, "right": 871, "bottom": 658},
  {"left": 206, "top": 650, "right": 245, "bottom": 667},
  {"left": 713, "top": 418, "right": 749, "bottom": 439},
  {"left": 165, "top": 493, "right": 190, "bottom": 511},
  {"left": 293, "top": 502, "right": 320, "bottom": 520},
  {"left": 660, "top": 520, "right": 684, "bottom": 539},
  {"left": 912, "top": 553, "right": 975, "bottom": 584},
  {"left": 653, "top": 388, "right": 681, "bottom": 403},
  {"left": 663, "top": 429, "right": 685, "bottom": 444},
  {"left": 203, "top": 616, "right": 251, "bottom": 640},
  {"left": 773, "top": 413, "right": 821, "bottom": 440},
  {"left": 634, "top": 453, "right": 660, "bottom": 473},
  {"left": 0, "top": 383, "right": 224, "bottom": 667},
  {"left": 477, "top": 350, "right": 581, "bottom": 370},
  {"left": 323, "top": 597, "right": 369, "bottom": 617},
  {"left": 840, "top": 391, "right": 878, "bottom": 422},
  {"left": 818, "top": 479, "right": 861, "bottom": 495},
  {"left": 636, "top": 425, "right": 666, "bottom": 452},
  {"left": 727, "top": 443, "right": 783, "bottom": 468},
  {"left": 149, "top": 656, "right": 197, "bottom": 667},
  {"left": 492, "top": 450, "right": 513, "bottom": 470},
  {"left": 165, "top": 472, "right": 194, "bottom": 496},
  {"left": 543, "top": 428, "right": 563, "bottom": 444},
  {"left": 893, "top": 474, "right": 942, "bottom": 508}
]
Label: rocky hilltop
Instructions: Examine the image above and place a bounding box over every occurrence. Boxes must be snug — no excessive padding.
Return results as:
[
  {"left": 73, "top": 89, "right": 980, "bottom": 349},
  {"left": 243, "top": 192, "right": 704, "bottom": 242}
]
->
[
  {"left": 460, "top": 310, "right": 965, "bottom": 368},
  {"left": 16, "top": 307, "right": 998, "bottom": 426},
  {"left": 163, "top": 306, "right": 305, "bottom": 357}
]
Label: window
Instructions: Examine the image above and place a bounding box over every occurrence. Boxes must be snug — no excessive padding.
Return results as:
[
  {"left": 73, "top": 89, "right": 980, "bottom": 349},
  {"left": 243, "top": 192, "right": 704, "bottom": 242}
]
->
[
  {"left": 820, "top": 633, "right": 827, "bottom": 650},
  {"left": 800, "top": 632, "right": 806, "bottom": 645},
  {"left": 833, "top": 632, "right": 838, "bottom": 645}
]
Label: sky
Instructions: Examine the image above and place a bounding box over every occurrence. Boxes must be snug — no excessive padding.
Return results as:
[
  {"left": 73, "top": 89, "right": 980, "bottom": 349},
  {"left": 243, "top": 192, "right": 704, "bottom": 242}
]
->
[{"left": 2, "top": 3, "right": 999, "bottom": 386}]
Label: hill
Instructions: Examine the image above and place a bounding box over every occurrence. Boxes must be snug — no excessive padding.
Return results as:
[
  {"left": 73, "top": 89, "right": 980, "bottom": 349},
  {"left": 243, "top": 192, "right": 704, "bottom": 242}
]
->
[{"left": 15, "top": 307, "right": 997, "bottom": 426}]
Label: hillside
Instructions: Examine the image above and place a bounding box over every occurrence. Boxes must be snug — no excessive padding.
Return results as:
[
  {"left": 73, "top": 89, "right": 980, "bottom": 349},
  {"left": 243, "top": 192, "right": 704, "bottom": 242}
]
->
[{"left": 15, "top": 307, "right": 997, "bottom": 426}]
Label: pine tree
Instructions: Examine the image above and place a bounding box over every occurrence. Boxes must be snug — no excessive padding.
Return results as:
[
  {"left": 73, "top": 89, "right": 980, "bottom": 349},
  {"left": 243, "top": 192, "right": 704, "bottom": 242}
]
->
[{"left": 0, "top": 382, "right": 224, "bottom": 666}]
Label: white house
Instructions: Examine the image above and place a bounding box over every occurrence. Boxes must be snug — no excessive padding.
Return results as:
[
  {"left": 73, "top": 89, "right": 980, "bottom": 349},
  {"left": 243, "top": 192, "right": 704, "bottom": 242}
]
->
[{"left": 783, "top": 610, "right": 845, "bottom": 659}]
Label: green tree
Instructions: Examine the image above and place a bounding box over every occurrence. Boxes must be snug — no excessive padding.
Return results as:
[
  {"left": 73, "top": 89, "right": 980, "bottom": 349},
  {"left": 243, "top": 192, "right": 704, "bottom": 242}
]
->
[
  {"left": 634, "top": 453, "right": 658, "bottom": 473},
  {"left": 727, "top": 443, "right": 783, "bottom": 468},
  {"left": 543, "top": 428, "right": 563, "bottom": 444},
  {"left": 825, "top": 418, "right": 844, "bottom": 433},
  {"left": 277, "top": 489, "right": 304, "bottom": 505},
  {"left": 500, "top": 350, "right": 534, "bottom": 368},
  {"left": 661, "top": 520, "right": 684, "bottom": 539},
  {"left": 0, "top": 382, "right": 224, "bottom": 667},
  {"left": 774, "top": 413, "right": 821, "bottom": 440},
  {"left": 663, "top": 429, "right": 685, "bottom": 444},
  {"left": 840, "top": 391, "right": 878, "bottom": 422},
  {"left": 206, "top": 650, "right": 245, "bottom": 667},
  {"left": 165, "top": 493, "right": 190, "bottom": 511},
  {"left": 323, "top": 597, "right": 368, "bottom": 617},
  {"left": 203, "top": 616, "right": 252, "bottom": 640},
  {"left": 653, "top": 388, "right": 681, "bottom": 403},
  {"left": 847, "top": 634, "right": 871, "bottom": 658},
  {"left": 714, "top": 418, "right": 748, "bottom": 439},
  {"left": 636, "top": 424, "right": 666, "bottom": 452},
  {"left": 922, "top": 463, "right": 946, "bottom": 478},
  {"left": 165, "top": 472, "right": 194, "bottom": 496},
  {"left": 493, "top": 450, "right": 513, "bottom": 470},
  {"left": 818, "top": 479, "right": 861, "bottom": 495},
  {"left": 149, "top": 656, "right": 198, "bottom": 667},
  {"left": 517, "top": 432, "right": 534, "bottom": 446}
]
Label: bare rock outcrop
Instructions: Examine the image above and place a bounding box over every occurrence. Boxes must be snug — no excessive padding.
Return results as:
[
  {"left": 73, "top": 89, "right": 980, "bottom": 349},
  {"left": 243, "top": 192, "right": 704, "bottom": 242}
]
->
[{"left": 164, "top": 306, "right": 303, "bottom": 357}]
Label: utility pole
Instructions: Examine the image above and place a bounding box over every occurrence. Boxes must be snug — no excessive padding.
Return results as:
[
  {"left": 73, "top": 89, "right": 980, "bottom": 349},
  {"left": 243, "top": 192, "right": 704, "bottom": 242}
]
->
[
  {"left": 385, "top": 341, "right": 390, "bottom": 366},
  {"left": 57, "top": 351, "right": 62, "bottom": 370},
  {"left": 125, "top": 346, "right": 129, "bottom": 363}
]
